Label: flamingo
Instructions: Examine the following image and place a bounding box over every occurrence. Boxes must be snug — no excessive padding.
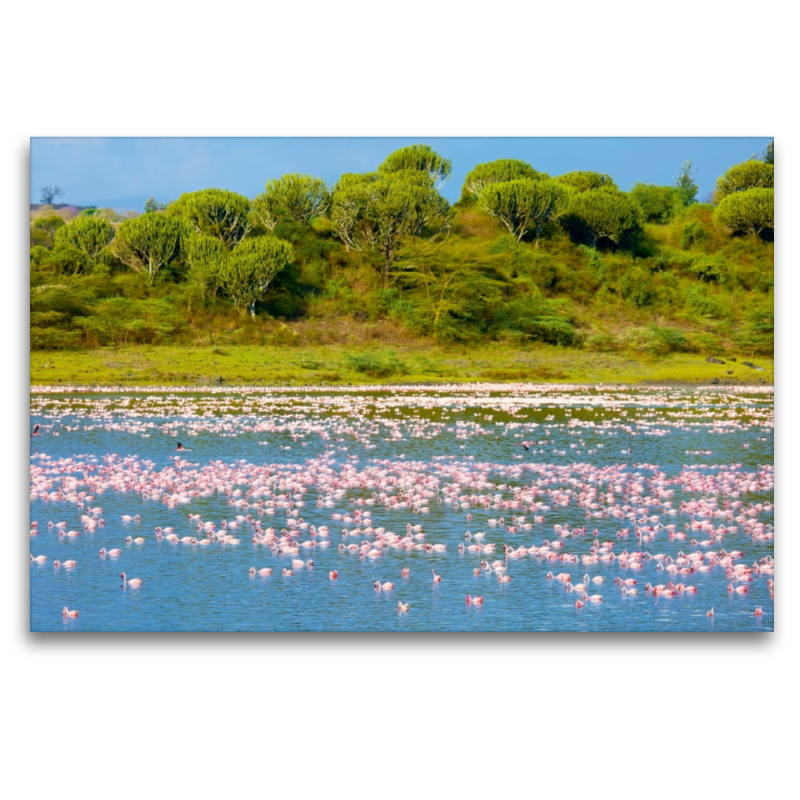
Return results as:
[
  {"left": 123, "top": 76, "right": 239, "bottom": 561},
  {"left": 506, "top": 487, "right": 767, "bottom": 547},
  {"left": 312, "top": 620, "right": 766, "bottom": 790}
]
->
[
  {"left": 466, "top": 595, "right": 483, "bottom": 606},
  {"left": 30, "top": 554, "right": 47, "bottom": 563},
  {"left": 707, "top": 608, "right": 715, "bottom": 617},
  {"left": 397, "top": 602, "right": 410, "bottom": 613},
  {"left": 120, "top": 573, "right": 142, "bottom": 588},
  {"left": 432, "top": 570, "right": 442, "bottom": 583},
  {"left": 62, "top": 607, "right": 78, "bottom": 618},
  {"left": 329, "top": 570, "right": 338, "bottom": 580},
  {"left": 754, "top": 607, "right": 764, "bottom": 616},
  {"left": 401, "top": 567, "right": 410, "bottom": 578},
  {"left": 374, "top": 581, "right": 394, "bottom": 591}
]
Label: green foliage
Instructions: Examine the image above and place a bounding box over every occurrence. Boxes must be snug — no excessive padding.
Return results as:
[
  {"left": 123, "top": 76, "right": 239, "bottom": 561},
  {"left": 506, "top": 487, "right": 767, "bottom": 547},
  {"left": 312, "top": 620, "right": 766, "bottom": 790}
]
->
[
  {"left": 54, "top": 217, "right": 115, "bottom": 267},
  {"left": 183, "top": 233, "right": 227, "bottom": 298},
  {"left": 674, "top": 160, "right": 698, "bottom": 206},
  {"left": 715, "top": 188, "right": 774, "bottom": 237},
  {"left": 114, "top": 213, "right": 185, "bottom": 283},
  {"left": 32, "top": 215, "right": 66, "bottom": 247},
  {"left": 617, "top": 325, "right": 688, "bottom": 355},
  {"left": 328, "top": 170, "right": 451, "bottom": 285},
  {"left": 476, "top": 180, "right": 570, "bottom": 243},
  {"left": 561, "top": 190, "right": 643, "bottom": 248},
  {"left": 556, "top": 171, "right": 618, "bottom": 193},
  {"left": 761, "top": 140, "right": 774, "bottom": 165},
  {"left": 167, "top": 189, "right": 251, "bottom": 248},
  {"left": 378, "top": 144, "right": 451, "bottom": 186},
  {"left": 217, "top": 236, "right": 294, "bottom": 317},
  {"left": 252, "top": 174, "right": 330, "bottom": 231},
  {"left": 680, "top": 218, "right": 708, "bottom": 249},
  {"left": 144, "top": 197, "right": 167, "bottom": 213},
  {"left": 714, "top": 160, "right": 774, "bottom": 203},
  {"left": 462, "top": 159, "right": 546, "bottom": 198},
  {"left": 345, "top": 349, "right": 408, "bottom": 377},
  {"left": 688, "top": 254, "right": 727, "bottom": 283},
  {"left": 630, "top": 183, "right": 684, "bottom": 223}
]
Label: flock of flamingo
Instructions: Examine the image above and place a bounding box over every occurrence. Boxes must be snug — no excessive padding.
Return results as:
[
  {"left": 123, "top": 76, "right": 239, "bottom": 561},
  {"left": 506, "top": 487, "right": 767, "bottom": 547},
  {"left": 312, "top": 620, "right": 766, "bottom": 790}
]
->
[{"left": 30, "top": 383, "right": 774, "bottom": 630}]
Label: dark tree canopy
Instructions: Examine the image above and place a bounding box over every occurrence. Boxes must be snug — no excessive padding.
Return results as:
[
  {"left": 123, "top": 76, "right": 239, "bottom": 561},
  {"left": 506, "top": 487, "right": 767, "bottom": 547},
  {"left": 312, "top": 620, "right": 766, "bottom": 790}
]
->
[{"left": 40, "top": 186, "right": 64, "bottom": 205}]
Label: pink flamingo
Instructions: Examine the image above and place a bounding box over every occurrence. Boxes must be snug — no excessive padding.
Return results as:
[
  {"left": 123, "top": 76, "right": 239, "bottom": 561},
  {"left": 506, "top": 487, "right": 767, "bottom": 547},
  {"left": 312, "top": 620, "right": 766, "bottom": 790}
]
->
[
  {"left": 707, "top": 608, "right": 715, "bottom": 617},
  {"left": 397, "top": 602, "right": 410, "bottom": 613},
  {"left": 62, "top": 607, "right": 78, "bottom": 618},
  {"left": 432, "top": 570, "right": 442, "bottom": 583},
  {"left": 329, "top": 570, "right": 338, "bottom": 580},
  {"left": 120, "top": 573, "right": 142, "bottom": 588},
  {"left": 754, "top": 607, "right": 764, "bottom": 616},
  {"left": 401, "top": 567, "right": 410, "bottom": 578},
  {"left": 466, "top": 595, "right": 484, "bottom": 606}
]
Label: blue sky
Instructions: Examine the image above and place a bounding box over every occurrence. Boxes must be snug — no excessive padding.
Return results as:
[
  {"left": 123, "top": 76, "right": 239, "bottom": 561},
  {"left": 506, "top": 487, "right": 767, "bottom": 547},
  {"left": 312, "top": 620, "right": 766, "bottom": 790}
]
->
[{"left": 30, "top": 136, "right": 773, "bottom": 211}]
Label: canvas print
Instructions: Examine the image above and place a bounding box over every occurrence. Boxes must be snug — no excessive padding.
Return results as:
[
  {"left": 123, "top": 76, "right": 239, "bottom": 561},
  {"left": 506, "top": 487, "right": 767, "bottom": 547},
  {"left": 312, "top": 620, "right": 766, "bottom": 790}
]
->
[{"left": 29, "top": 137, "right": 774, "bottom": 631}]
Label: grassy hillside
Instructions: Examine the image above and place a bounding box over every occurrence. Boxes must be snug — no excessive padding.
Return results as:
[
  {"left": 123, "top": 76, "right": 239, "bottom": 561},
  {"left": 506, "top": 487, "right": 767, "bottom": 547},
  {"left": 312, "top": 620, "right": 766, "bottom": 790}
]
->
[{"left": 30, "top": 170, "right": 773, "bottom": 387}]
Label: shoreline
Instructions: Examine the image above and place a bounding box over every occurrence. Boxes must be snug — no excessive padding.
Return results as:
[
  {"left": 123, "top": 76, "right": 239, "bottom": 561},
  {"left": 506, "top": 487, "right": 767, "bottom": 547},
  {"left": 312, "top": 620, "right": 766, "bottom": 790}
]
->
[{"left": 30, "top": 344, "right": 774, "bottom": 389}]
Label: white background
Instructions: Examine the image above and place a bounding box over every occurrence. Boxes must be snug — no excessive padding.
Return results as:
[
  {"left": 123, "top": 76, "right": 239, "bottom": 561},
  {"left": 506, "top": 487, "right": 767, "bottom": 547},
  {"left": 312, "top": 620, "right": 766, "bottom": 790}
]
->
[{"left": 3, "top": 3, "right": 796, "bottom": 799}]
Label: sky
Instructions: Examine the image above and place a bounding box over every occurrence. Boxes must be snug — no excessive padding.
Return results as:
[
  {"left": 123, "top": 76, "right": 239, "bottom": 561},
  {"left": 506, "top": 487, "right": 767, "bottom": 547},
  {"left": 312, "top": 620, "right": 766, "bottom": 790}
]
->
[{"left": 30, "top": 136, "right": 772, "bottom": 212}]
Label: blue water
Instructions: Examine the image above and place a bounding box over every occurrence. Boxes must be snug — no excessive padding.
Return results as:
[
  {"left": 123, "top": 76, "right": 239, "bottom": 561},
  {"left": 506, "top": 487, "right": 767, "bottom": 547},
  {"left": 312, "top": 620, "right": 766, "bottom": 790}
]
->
[{"left": 30, "top": 385, "right": 774, "bottom": 631}]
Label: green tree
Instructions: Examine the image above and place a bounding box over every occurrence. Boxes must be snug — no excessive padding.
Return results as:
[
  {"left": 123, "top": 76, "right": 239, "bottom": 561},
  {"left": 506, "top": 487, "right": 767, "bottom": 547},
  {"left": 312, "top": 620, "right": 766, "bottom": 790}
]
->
[
  {"left": 378, "top": 144, "right": 452, "bottom": 187},
  {"left": 714, "top": 188, "right": 774, "bottom": 236},
  {"left": 392, "top": 239, "right": 506, "bottom": 340},
  {"left": 217, "top": 236, "right": 294, "bottom": 317},
  {"left": 629, "top": 183, "right": 684, "bottom": 223},
  {"left": 761, "top": 140, "right": 774, "bottom": 165},
  {"left": 477, "top": 179, "right": 570, "bottom": 243},
  {"left": 674, "top": 160, "right": 698, "bottom": 206},
  {"left": 32, "top": 215, "right": 66, "bottom": 247},
  {"left": 561, "top": 189, "right": 643, "bottom": 248},
  {"left": 328, "top": 170, "right": 451, "bottom": 285},
  {"left": 461, "top": 159, "right": 547, "bottom": 198},
  {"left": 54, "top": 217, "right": 115, "bottom": 268},
  {"left": 182, "top": 233, "right": 227, "bottom": 298},
  {"left": 167, "top": 189, "right": 251, "bottom": 248},
  {"left": 114, "top": 213, "right": 185, "bottom": 282},
  {"left": 252, "top": 174, "right": 329, "bottom": 231},
  {"left": 144, "top": 197, "right": 167, "bottom": 213},
  {"left": 556, "top": 171, "right": 618, "bottom": 193},
  {"left": 714, "top": 160, "right": 774, "bottom": 203}
]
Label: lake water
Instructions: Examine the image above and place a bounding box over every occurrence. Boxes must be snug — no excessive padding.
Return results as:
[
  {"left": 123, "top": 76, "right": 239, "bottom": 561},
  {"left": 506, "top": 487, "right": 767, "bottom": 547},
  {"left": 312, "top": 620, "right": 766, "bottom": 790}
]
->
[{"left": 30, "top": 384, "right": 774, "bottom": 632}]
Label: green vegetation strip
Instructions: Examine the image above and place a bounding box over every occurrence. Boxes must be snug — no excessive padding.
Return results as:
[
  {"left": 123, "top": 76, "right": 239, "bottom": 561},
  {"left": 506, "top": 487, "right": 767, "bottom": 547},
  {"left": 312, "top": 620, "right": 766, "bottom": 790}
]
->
[{"left": 30, "top": 345, "right": 774, "bottom": 387}]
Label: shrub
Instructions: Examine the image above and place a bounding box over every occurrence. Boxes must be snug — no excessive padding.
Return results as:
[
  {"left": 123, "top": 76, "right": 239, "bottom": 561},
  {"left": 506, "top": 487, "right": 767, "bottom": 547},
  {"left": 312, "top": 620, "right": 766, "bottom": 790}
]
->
[
  {"left": 345, "top": 349, "right": 408, "bottom": 377},
  {"left": 629, "top": 184, "right": 684, "bottom": 224}
]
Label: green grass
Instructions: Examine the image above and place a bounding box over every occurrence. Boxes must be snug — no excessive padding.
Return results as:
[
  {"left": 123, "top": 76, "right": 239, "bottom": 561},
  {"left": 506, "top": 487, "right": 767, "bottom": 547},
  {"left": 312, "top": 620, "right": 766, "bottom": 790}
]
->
[{"left": 30, "top": 344, "right": 774, "bottom": 387}]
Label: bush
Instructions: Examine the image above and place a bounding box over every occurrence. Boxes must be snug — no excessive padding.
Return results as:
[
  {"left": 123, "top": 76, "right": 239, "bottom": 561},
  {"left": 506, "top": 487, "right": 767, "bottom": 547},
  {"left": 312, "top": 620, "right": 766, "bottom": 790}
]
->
[
  {"left": 629, "top": 184, "right": 684, "bottom": 224},
  {"left": 345, "top": 349, "right": 408, "bottom": 377}
]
